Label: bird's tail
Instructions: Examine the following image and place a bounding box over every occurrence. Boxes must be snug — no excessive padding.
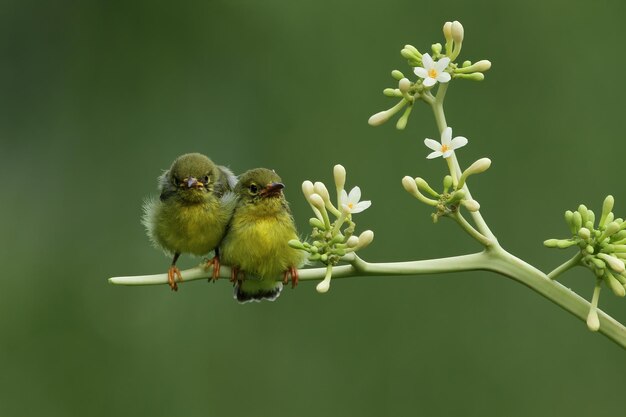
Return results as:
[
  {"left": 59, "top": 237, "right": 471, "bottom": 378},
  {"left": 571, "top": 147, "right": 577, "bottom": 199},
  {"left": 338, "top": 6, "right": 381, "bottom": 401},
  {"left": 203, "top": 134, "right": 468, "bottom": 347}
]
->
[{"left": 233, "top": 279, "right": 283, "bottom": 303}]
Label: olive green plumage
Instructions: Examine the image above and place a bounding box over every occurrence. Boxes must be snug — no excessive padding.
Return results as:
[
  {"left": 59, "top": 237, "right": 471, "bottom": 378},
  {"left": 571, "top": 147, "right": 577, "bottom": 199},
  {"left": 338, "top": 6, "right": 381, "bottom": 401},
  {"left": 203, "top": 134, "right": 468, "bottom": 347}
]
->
[
  {"left": 142, "top": 153, "right": 237, "bottom": 290},
  {"left": 220, "top": 168, "right": 306, "bottom": 302}
]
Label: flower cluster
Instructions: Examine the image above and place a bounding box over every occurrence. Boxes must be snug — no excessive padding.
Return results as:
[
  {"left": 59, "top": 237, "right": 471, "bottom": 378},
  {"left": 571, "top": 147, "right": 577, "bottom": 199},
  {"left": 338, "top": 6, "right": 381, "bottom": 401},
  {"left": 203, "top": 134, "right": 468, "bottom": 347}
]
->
[
  {"left": 401, "top": 127, "right": 489, "bottom": 220},
  {"left": 368, "top": 20, "right": 491, "bottom": 130},
  {"left": 545, "top": 196, "right": 626, "bottom": 331},
  {"left": 289, "top": 165, "right": 374, "bottom": 293}
]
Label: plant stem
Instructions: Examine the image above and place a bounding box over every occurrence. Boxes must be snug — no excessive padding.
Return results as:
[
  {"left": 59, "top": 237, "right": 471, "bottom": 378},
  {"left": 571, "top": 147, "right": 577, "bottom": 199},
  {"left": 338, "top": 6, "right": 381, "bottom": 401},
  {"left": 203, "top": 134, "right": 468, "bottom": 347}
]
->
[
  {"left": 451, "top": 212, "right": 491, "bottom": 246},
  {"left": 548, "top": 253, "right": 583, "bottom": 280}
]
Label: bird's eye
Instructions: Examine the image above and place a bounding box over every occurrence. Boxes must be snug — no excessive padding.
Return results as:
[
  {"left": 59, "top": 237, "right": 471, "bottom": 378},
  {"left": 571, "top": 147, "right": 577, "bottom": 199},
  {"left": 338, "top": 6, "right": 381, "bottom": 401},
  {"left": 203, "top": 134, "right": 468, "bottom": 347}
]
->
[
  {"left": 249, "top": 184, "right": 258, "bottom": 194},
  {"left": 204, "top": 175, "right": 210, "bottom": 184}
]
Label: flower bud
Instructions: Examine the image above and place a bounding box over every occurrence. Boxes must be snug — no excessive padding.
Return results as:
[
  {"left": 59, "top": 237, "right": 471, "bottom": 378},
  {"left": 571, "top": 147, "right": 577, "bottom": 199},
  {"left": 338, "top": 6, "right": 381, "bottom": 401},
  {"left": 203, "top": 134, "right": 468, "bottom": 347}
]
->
[
  {"left": 455, "top": 72, "right": 485, "bottom": 81},
  {"left": 346, "top": 236, "right": 359, "bottom": 248},
  {"left": 309, "top": 217, "right": 325, "bottom": 229},
  {"left": 383, "top": 88, "right": 397, "bottom": 97},
  {"left": 544, "top": 239, "right": 559, "bottom": 248},
  {"left": 431, "top": 43, "right": 442, "bottom": 55},
  {"left": 578, "top": 227, "right": 591, "bottom": 240},
  {"left": 398, "top": 78, "right": 411, "bottom": 94},
  {"left": 302, "top": 180, "right": 314, "bottom": 198},
  {"left": 333, "top": 164, "right": 346, "bottom": 191},
  {"left": 572, "top": 211, "right": 582, "bottom": 231},
  {"left": 598, "top": 253, "right": 625, "bottom": 273},
  {"left": 357, "top": 230, "right": 374, "bottom": 248},
  {"left": 368, "top": 110, "right": 391, "bottom": 126},
  {"left": 415, "top": 177, "right": 439, "bottom": 197},
  {"left": 288, "top": 239, "right": 305, "bottom": 250},
  {"left": 309, "top": 193, "right": 325, "bottom": 210},
  {"left": 443, "top": 175, "right": 453, "bottom": 191},
  {"left": 462, "top": 60, "right": 472, "bottom": 68},
  {"left": 314, "top": 182, "right": 330, "bottom": 202},
  {"left": 454, "top": 60, "right": 492, "bottom": 74},
  {"left": 462, "top": 199, "right": 480, "bottom": 212},
  {"left": 605, "top": 272, "right": 626, "bottom": 297},
  {"left": 458, "top": 158, "right": 491, "bottom": 188},
  {"left": 403, "top": 44, "right": 420, "bottom": 56},
  {"left": 600, "top": 195, "right": 614, "bottom": 227},
  {"left": 402, "top": 176, "right": 419, "bottom": 197},
  {"left": 396, "top": 104, "right": 413, "bottom": 130},
  {"left": 587, "top": 309, "right": 600, "bottom": 332},
  {"left": 443, "top": 21, "right": 453, "bottom": 42},
  {"left": 391, "top": 70, "right": 404, "bottom": 80},
  {"left": 316, "top": 279, "right": 330, "bottom": 293},
  {"left": 451, "top": 21, "right": 464, "bottom": 44}
]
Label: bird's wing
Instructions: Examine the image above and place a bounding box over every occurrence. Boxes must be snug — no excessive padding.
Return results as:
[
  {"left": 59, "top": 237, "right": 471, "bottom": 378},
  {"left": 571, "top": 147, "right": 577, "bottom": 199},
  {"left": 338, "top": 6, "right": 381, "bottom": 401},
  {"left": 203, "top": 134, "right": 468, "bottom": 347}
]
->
[
  {"left": 158, "top": 170, "right": 177, "bottom": 201},
  {"left": 215, "top": 165, "right": 238, "bottom": 196}
]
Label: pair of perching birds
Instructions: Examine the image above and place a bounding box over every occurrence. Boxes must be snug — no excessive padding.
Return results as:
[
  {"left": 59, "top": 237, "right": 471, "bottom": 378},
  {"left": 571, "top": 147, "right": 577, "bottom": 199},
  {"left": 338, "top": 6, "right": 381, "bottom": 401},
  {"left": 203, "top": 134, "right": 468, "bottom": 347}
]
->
[{"left": 142, "top": 153, "right": 305, "bottom": 302}]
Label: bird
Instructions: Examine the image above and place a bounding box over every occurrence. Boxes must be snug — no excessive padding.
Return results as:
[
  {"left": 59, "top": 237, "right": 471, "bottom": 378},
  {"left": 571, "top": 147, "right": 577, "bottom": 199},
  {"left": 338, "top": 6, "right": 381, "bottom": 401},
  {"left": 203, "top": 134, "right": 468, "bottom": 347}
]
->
[
  {"left": 142, "top": 152, "right": 237, "bottom": 291},
  {"left": 220, "top": 168, "right": 306, "bottom": 303}
]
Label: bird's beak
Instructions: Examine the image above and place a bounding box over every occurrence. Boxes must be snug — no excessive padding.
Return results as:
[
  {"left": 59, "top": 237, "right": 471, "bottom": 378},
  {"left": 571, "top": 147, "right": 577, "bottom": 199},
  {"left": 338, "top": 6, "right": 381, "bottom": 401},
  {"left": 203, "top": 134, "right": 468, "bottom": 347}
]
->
[
  {"left": 259, "top": 182, "right": 285, "bottom": 197},
  {"left": 183, "top": 177, "right": 205, "bottom": 189}
]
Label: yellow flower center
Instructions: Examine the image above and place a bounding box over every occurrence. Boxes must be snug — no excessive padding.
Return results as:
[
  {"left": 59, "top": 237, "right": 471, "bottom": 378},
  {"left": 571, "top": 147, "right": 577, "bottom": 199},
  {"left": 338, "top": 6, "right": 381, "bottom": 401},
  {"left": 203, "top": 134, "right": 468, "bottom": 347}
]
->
[
  {"left": 348, "top": 202, "right": 354, "bottom": 209},
  {"left": 440, "top": 144, "right": 449, "bottom": 152},
  {"left": 428, "top": 68, "right": 438, "bottom": 78}
]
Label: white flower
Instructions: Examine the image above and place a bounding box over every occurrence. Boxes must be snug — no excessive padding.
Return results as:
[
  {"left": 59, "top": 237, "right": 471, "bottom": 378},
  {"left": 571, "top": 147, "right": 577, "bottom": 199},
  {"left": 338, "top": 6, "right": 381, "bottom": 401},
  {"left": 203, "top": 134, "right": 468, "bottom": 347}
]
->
[
  {"left": 414, "top": 53, "right": 451, "bottom": 87},
  {"left": 340, "top": 186, "right": 371, "bottom": 214},
  {"left": 424, "top": 127, "right": 468, "bottom": 159}
]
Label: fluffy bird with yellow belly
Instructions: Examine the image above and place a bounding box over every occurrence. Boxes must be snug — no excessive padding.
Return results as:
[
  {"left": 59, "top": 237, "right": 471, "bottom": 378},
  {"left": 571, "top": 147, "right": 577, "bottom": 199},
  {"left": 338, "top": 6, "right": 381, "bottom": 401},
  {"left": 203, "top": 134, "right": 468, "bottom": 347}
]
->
[
  {"left": 220, "top": 168, "right": 306, "bottom": 302},
  {"left": 142, "top": 153, "right": 237, "bottom": 291}
]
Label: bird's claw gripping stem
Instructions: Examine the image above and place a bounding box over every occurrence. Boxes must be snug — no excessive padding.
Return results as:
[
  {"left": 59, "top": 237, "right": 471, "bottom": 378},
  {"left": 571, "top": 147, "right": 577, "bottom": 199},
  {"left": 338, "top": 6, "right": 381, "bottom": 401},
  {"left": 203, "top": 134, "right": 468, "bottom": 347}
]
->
[
  {"left": 167, "top": 266, "right": 182, "bottom": 291},
  {"left": 206, "top": 256, "right": 221, "bottom": 282},
  {"left": 283, "top": 267, "right": 299, "bottom": 288}
]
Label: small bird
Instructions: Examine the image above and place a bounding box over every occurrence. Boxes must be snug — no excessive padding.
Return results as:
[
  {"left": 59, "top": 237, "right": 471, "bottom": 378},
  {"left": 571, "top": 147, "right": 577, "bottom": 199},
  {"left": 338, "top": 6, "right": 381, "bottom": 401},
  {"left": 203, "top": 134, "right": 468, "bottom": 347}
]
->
[
  {"left": 142, "top": 153, "right": 237, "bottom": 291},
  {"left": 220, "top": 168, "right": 306, "bottom": 302}
]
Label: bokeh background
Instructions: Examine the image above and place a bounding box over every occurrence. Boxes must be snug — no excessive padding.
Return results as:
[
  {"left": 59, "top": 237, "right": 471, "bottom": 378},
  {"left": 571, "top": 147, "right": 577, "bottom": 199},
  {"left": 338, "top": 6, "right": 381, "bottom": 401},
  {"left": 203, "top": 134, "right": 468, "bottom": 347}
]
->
[{"left": 1, "top": 0, "right": 625, "bottom": 416}]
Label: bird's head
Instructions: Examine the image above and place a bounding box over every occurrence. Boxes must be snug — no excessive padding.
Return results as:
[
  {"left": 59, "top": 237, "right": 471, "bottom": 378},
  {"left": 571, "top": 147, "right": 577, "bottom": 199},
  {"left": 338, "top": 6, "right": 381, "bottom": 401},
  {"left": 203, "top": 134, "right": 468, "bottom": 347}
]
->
[
  {"left": 162, "top": 153, "right": 220, "bottom": 203},
  {"left": 235, "top": 168, "right": 285, "bottom": 209}
]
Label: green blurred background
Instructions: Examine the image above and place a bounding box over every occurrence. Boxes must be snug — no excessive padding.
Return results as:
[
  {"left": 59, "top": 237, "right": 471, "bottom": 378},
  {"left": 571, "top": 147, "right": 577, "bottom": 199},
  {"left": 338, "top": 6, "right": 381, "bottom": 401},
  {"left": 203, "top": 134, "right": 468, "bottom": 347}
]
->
[{"left": 1, "top": 0, "right": 625, "bottom": 416}]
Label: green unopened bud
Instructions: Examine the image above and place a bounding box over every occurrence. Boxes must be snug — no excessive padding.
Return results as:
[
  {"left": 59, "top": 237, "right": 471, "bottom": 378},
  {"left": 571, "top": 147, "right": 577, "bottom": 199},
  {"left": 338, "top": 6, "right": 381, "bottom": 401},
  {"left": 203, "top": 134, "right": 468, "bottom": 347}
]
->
[
  {"left": 544, "top": 239, "right": 559, "bottom": 248},
  {"left": 598, "top": 253, "right": 625, "bottom": 273},
  {"left": 588, "top": 210, "right": 596, "bottom": 227},
  {"left": 415, "top": 177, "right": 439, "bottom": 197},
  {"left": 402, "top": 176, "right": 438, "bottom": 206},
  {"left": 309, "top": 217, "right": 325, "bottom": 229},
  {"left": 555, "top": 239, "right": 578, "bottom": 249},
  {"left": 462, "top": 199, "right": 480, "bottom": 212},
  {"left": 599, "top": 221, "right": 620, "bottom": 241},
  {"left": 383, "top": 88, "right": 399, "bottom": 97},
  {"left": 288, "top": 239, "right": 305, "bottom": 250},
  {"left": 586, "top": 245, "right": 595, "bottom": 255},
  {"left": 610, "top": 244, "right": 626, "bottom": 253},
  {"left": 309, "top": 253, "right": 321, "bottom": 261},
  {"left": 614, "top": 273, "right": 626, "bottom": 285},
  {"left": 454, "top": 60, "right": 491, "bottom": 74},
  {"left": 589, "top": 257, "right": 605, "bottom": 269},
  {"left": 391, "top": 70, "right": 404, "bottom": 80},
  {"left": 333, "top": 164, "right": 346, "bottom": 191},
  {"left": 431, "top": 43, "right": 442, "bottom": 55},
  {"left": 357, "top": 230, "right": 374, "bottom": 249},
  {"left": 565, "top": 210, "right": 576, "bottom": 234},
  {"left": 604, "top": 272, "right": 626, "bottom": 297},
  {"left": 330, "top": 234, "right": 345, "bottom": 244},
  {"left": 404, "top": 44, "right": 421, "bottom": 56},
  {"left": 600, "top": 195, "right": 615, "bottom": 227},
  {"left": 451, "top": 20, "right": 464, "bottom": 44},
  {"left": 448, "top": 190, "right": 465, "bottom": 204},
  {"left": 572, "top": 211, "right": 582, "bottom": 231},
  {"left": 443, "top": 175, "right": 453, "bottom": 193},
  {"left": 578, "top": 227, "right": 591, "bottom": 240},
  {"left": 578, "top": 204, "right": 589, "bottom": 223},
  {"left": 401, "top": 48, "right": 419, "bottom": 61},
  {"left": 396, "top": 104, "right": 413, "bottom": 130},
  {"left": 462, "top": 60, "right": 472, "bottom": 67},
  {"left": 443, "top": 22, "right": 453, "bottom": 42},
  {"left": 455, "top": 72, "right": 485, "bottom": 81}
]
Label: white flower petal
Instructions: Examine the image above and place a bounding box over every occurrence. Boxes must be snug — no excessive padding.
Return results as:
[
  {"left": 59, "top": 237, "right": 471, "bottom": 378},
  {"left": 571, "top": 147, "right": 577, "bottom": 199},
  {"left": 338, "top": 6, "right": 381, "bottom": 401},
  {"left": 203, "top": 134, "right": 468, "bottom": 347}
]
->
[
  {"left": 437, "top": 72, "right": 451, "bottom": 83},
  {"left": 450, "top": 136, "right": 468, "bottom": 149},
  {"left": 442, "top": 150, "right": 454, "bottom": 158},
  {"left": 341, "top": 203, "right": 351, "bottom": 213},
  {"left": 435, "top": 57, "right": 450, "bottom": 72},
  {"left": 441, "top": 127, "right": 452, "bottom": 145},
  {"left": 427, "top": 151, "right": 443, "bottom": 159},
  {"left": 414, "top": 67, "right": 428, "bottom": 79},
  {"left": 422, "top": 53, "right": 434, "bottom": 69},
  {"left": 348, "top": 186, "right": 361, "bottom": 204},
  {"left": 424, "top": 138, "right": 441, "bottom": 151},
  {"left": 340, "top": 189, "right": 348, "bottom": 206},
  {"left": 351, "top": 201, "right": 372, "bottom": 214},
  {"left": 422, "top": 77, "right": 436, "bottom": 87}
]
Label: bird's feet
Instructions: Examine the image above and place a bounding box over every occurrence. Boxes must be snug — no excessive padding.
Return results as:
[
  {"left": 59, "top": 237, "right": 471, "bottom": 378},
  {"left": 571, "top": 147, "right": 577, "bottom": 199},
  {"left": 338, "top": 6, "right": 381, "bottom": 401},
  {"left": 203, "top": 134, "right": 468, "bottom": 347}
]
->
[
  {"left": 168, "top": 265, "right": 183, "bottom": 291},
  {"left": 205, "top": 256, "right": 221, "bottom": 282},
  {"left": 229, "top": 266, "right": 245, "bottom": 286},
  {"left": 283, "top": 266, "right": 299, "bottom": 289}
]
